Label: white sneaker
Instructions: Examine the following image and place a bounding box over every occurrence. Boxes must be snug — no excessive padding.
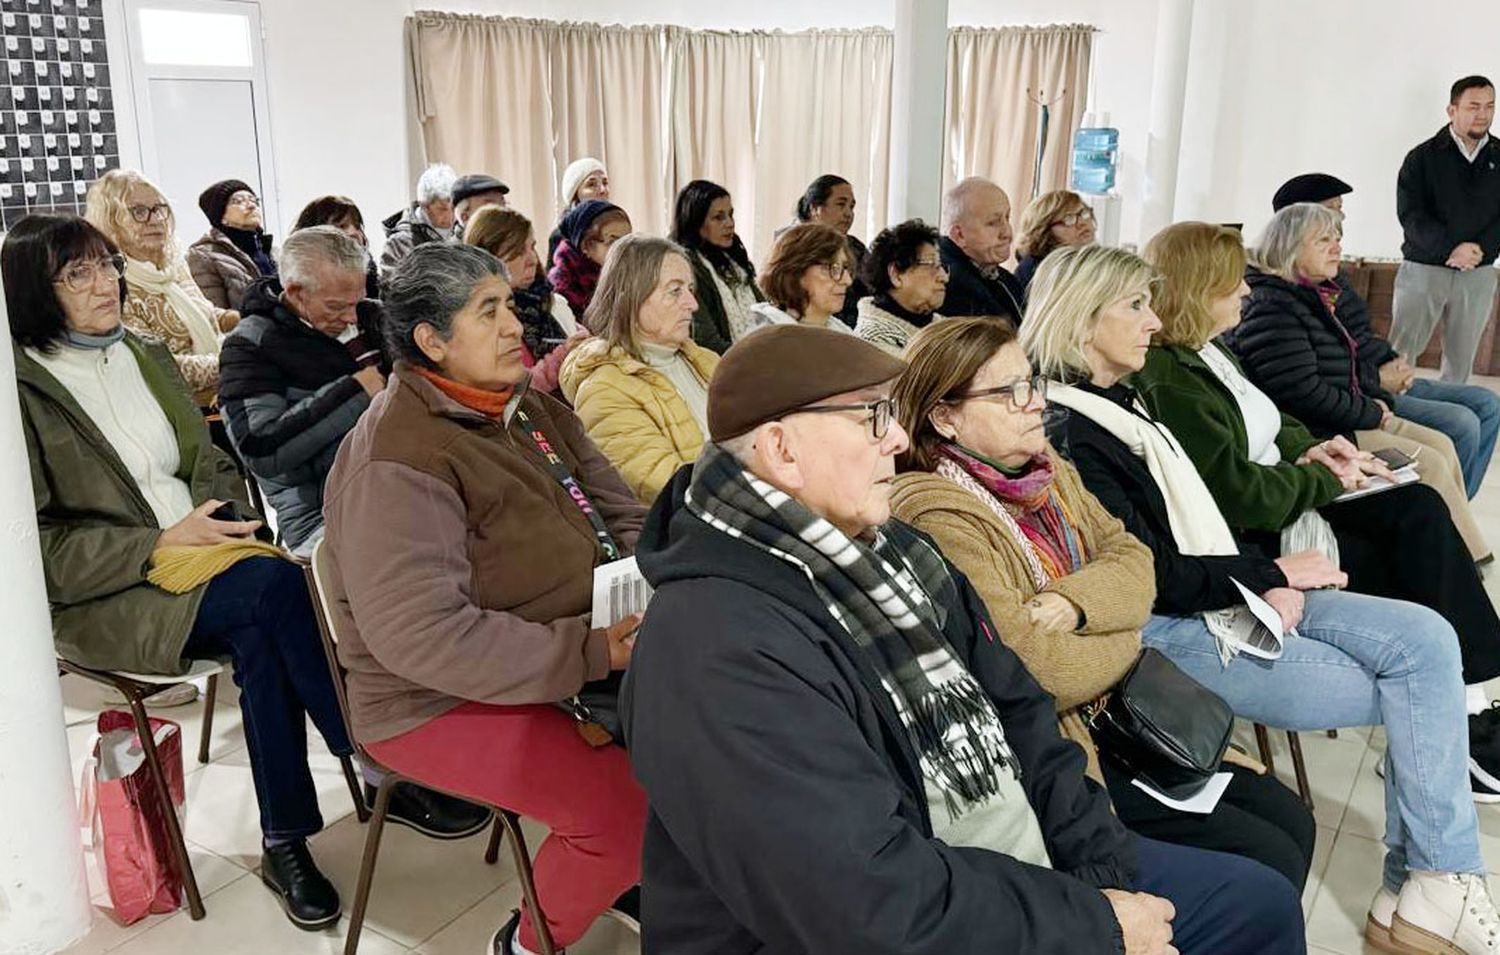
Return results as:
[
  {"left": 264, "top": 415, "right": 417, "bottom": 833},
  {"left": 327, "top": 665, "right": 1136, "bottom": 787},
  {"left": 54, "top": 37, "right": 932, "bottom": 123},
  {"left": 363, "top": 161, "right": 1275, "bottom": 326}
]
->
[
  {"left": 1392, "top": 871, "right": 1500, "bottom": 954},
  {"left": 1367, "top": 886, "right": 1400, "bottom": 952}
]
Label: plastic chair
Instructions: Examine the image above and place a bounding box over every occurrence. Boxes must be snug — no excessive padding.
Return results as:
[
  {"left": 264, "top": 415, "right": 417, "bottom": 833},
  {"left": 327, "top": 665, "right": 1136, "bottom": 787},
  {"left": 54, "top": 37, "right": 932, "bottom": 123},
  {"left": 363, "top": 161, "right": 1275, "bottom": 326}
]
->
[{"left": 302, "top": 539, "right": 556, "bottom": 955}]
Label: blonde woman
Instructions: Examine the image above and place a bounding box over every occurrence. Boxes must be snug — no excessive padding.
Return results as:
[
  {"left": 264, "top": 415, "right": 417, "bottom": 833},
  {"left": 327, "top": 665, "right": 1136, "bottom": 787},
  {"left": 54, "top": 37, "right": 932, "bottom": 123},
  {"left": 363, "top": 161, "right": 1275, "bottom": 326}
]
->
[
  {"left": 1013, "top": 189, "right": 1096, "bottom": 293},
  {"left": 86, "top": 169, "right": 236, "bottom": 405},
  {"left": 559, "top": 235, "right": 719, "bottom": 503}
]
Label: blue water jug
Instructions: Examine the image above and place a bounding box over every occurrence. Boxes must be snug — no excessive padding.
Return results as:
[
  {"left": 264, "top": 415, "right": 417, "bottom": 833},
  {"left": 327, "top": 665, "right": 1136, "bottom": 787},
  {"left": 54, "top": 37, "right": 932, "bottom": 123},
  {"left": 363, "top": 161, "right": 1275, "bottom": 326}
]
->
[{"left": 1072, "top": 126, "right": 1119, "bottom": 194}]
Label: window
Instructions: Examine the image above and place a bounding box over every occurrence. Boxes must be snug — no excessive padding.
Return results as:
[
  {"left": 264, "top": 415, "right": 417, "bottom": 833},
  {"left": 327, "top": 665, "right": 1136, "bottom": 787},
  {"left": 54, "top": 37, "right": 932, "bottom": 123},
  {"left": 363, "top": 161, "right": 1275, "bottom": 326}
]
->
[{"left": 137, "top": 8, "right": 252, "bottom": 68}]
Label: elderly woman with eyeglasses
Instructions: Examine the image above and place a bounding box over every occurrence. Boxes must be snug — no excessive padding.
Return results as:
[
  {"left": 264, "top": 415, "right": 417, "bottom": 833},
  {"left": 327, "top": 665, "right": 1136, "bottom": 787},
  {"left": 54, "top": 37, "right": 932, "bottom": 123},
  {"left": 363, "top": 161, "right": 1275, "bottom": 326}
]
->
[
  {"left": 1014, "top": 190, "right": 1097, "bottom": 294},
  {"left": 187, "top": 178, "right": 277, "bottom": 311},
  {"left": 888, "top": 316, "right": 1317, "bottom": 892},
  {"left": 744, "top": 223, "right": 858, "bottom": 336},
  {"left": 86, "top": 169, "right": 237, "bottom": 406},
  {"left": 854, "top": 218, "right": 949, "bottom": 355}
]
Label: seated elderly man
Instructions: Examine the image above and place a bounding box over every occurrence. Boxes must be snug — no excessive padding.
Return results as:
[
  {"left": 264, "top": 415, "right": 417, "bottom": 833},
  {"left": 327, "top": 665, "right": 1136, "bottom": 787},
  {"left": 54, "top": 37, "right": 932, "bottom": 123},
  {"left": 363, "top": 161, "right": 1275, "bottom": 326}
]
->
[
  {"left": 323, "top": 242, "right": 647, "bottom": 955},
  {"left": 380, "top": 162, "right": 458, "bottom": 271},
  {"left": 939, "top": 176, "right": 1026, "bottom": 322},
  {"left": 936, "top": 177, "right": 1032, "bottom": 323},
  {"left": 452, "top": 172, "right": 510, "bottom": 229},
  {"left": 622, "top": 325, "right": 1306, "bottom": 955}
]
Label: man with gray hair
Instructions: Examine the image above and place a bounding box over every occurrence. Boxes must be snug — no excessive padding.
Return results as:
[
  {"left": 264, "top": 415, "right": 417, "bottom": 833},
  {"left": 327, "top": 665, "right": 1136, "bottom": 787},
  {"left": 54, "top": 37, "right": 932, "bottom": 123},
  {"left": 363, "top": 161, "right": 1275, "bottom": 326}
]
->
[
  {"left": 219, "top": 225, "right": 388, "bottom": 559},
  {"left": 380, "top": 161, "right": 459, "bottom": 271},
  {"left": 938, "top": 176, "right": 1025, "bottom": 322}
]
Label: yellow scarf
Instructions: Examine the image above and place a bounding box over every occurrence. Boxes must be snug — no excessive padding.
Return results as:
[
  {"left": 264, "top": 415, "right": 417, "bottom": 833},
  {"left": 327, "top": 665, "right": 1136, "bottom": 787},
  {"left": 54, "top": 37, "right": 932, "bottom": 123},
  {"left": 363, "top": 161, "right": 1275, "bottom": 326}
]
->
[{"left": 148, "top": 540, "right": 289, "bottom": 594}]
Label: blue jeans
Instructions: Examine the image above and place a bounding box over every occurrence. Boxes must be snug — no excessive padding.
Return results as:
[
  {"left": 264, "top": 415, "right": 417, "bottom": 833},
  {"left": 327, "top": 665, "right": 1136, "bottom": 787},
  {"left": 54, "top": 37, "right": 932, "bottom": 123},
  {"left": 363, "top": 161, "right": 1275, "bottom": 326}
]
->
[
  {"left": 1133, "top": 836, "right": 1305, "bottom": 955},
  {"left": 1141, "top": 590, "right": 1482, "bottom": 893},
  {"left": 182, "top": 557, "right": 352, "bottom": 841},
  {"left": 1394, "top": 377, "right": 1500, "bottom": 497}
]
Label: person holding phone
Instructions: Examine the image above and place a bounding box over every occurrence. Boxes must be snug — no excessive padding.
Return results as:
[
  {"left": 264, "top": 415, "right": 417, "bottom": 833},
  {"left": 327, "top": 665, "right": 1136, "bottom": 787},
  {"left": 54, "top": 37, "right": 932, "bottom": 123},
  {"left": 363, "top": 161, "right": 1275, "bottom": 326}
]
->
[{"left": 7, "top": 213, "right": 359, "bottom": 930}]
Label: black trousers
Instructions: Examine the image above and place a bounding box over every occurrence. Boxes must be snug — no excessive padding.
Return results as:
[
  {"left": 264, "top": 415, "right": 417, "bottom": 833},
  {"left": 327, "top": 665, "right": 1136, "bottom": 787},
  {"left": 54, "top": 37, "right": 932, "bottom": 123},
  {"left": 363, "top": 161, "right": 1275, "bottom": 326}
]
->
[
  {"left": 1105, "top": 760, "right": 1316, "bottom": 892},
  {"left": 1327, "top": 482, "right": 1500, "bottom": 685}
]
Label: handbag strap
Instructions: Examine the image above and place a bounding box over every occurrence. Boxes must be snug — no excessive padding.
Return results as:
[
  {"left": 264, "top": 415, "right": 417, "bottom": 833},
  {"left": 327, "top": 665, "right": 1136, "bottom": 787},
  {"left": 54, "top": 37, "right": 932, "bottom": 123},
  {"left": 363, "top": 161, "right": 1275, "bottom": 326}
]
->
[{"left": 513, "top": 408, "right": 621, "bottom": 561}]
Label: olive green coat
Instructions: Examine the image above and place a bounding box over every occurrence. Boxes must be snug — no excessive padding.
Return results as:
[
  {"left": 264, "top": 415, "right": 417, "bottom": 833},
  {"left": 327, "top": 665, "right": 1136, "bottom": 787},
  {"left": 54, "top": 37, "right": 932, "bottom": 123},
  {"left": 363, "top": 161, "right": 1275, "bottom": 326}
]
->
[{"left": 15, "top": 334, "right": 251, "bottom": 673}]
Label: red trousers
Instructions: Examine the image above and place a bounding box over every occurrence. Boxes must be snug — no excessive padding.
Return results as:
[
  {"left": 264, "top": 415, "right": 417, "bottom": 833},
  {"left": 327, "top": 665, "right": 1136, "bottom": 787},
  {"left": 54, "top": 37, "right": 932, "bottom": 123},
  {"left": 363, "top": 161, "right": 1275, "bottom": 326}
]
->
[{"left": 367, "top": 702, "right": 645, "bottom": 949}]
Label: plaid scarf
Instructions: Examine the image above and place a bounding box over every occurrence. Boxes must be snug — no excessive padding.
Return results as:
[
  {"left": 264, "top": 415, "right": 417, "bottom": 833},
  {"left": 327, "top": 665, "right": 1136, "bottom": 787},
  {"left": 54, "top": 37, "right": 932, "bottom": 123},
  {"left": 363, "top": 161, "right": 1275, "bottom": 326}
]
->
[{"left": 687, "top": 445, "right": 1020, "bottom": 821}]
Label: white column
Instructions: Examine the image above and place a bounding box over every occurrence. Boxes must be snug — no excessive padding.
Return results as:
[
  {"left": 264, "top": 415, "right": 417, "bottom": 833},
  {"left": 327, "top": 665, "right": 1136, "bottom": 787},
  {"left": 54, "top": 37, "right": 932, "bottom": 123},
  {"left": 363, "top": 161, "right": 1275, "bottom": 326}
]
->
[
  {"left": 1137, "top": 0, "right": 1195, "bottom": 244},
  {"left": 0, "top": 290, "right": 93, "bottom": 953},
  {"left": 888, "top": 0, "right": 950, "bottom": 226}
]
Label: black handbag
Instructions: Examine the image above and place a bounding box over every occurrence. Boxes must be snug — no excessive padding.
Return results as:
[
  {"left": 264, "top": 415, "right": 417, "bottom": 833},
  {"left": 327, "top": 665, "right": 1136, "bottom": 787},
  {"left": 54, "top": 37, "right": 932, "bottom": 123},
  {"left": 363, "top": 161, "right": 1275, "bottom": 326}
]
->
[{"left": 1086, "top": 648, "right": 1234, "bottom": 799}]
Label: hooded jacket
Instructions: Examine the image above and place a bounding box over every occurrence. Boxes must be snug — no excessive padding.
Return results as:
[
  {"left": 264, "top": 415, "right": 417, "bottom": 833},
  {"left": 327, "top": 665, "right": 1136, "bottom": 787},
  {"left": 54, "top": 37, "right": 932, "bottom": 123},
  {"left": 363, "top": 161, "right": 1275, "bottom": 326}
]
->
[
  {"left": 217, "top": 278, "right": 377, "bottom": 550},
  {"left": 622, "top": 463, "right": 1135, "bottom": 955}
]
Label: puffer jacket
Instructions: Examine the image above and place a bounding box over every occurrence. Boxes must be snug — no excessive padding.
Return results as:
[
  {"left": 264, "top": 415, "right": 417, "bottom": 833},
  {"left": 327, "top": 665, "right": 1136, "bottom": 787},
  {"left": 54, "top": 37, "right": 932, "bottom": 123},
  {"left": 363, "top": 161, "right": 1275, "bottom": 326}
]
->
[
  {"left": 15, "top": 334, "right": 253, "bottom": 674},
  {"left": 187, "top": 227, "right": 273, "bottom": 311},
  {"left": 1225, "top": 268, "right": 1390, "bottom": 439},
  {"left": 379, "top": 204, "right": 451, "bottom": 272},
  {"left": 559, "top": 337, "right": 719, "bottom": 503}
]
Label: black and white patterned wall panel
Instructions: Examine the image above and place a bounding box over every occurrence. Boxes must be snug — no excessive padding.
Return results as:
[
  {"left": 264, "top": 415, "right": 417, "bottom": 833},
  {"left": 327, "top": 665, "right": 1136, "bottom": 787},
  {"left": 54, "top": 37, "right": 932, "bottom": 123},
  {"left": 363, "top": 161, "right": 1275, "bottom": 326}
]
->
[{"left": 0, "top": 0, "right": 117, "bottom": 229}]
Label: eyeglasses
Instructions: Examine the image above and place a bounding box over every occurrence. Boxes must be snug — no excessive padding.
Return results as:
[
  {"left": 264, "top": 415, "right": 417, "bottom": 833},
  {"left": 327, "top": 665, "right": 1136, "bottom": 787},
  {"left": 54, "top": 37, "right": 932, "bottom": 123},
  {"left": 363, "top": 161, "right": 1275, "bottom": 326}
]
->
[
  {"left": 126, "top": 203, "right": 171, "bottom": 224},
  {"left": 911, "top": 257, "right": 948, "bottom": 273},
  {"left": 944, "top": 375, "right": 1049, "bottom": 409},
  {"left": 1052, "top": 209, "right": 1096, "bottom": 228},
  {"left": 228, "top": 192, "right": 260, "bottom": 208},
  {"left": 821, "top": 262, "right": 853, "bottom": 282},
  {"left": 53, "top": 254, "right": 125, "bottom": 293},
  {"left": 794, "top": 397, "right": 898, "bottom": 440}
]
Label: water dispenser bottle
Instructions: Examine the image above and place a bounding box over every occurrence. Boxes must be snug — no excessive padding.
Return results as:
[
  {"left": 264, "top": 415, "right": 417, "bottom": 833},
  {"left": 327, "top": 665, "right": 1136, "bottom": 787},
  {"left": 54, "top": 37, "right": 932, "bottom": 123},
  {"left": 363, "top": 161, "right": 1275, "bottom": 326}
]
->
[{"left": 1072, "top": 115, "right": 1119, "bottom": 195}]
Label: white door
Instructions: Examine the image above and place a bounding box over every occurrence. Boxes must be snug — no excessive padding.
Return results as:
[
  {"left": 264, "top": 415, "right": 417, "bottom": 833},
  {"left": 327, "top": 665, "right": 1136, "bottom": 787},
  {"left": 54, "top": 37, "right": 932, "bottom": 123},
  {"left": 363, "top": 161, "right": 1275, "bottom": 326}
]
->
[{"left": 118, "top": 0, "right": 276, "bottom": 252}]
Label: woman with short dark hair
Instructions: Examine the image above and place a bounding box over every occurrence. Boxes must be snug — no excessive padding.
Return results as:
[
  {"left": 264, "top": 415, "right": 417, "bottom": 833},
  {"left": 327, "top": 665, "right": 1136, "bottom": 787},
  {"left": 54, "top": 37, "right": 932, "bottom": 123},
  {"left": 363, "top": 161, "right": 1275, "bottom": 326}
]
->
[
  {"left": 745, "top": 223, "right": 856, "bottom": 335},
  {"left": 294, "top": 194, "right": 381, "bottom": 298},
  {"left": 670, "top": 179, "right": 762, "bottom": 353},
  {"left": 324, "top": 241, "right": 647, "bottom": 955},
  {"left": 7, "top": 212, "right": 354, "bottom": 931},
  {"left": 854, "top": 218, "right": 948, "bottom": 354}
]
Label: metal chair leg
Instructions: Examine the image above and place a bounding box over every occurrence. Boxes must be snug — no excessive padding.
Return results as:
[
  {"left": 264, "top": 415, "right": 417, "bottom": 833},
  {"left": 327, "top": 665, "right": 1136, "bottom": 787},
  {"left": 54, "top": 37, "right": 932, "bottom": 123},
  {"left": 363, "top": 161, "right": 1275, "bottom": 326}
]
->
[
  {"left": 500, "top": 811, "right": 556, "bottom": 955},
  {"left": 1253, "top": 722, "right": 1276, "bottom": 774},
  {"left": 340, "top": 755, "right": 371, "bottom": 824},
  {"left": 484, "top": 815, "right": 504, "bottom": 865},
  {"left": 1327, "top": 729, "right": 1339, "bottom": 739},
  {"left": 344, "top": 775, "right": 397, "bottom": 955},
  {"left": 126, "top": 694, "right": 205, "bottom": 920},
  {"left": 1287, "top": 730, "right": 1314, "bottom": 810},
  {"left": 197, "top": 673, "right": 218, "bottom": 765}
]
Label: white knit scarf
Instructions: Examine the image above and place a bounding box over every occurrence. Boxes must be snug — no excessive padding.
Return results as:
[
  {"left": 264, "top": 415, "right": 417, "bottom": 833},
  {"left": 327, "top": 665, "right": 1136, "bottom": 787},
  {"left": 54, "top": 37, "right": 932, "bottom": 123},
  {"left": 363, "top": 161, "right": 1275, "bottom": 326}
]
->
[{"left": 123, "top": 255, "right": 221, "bottom": 356}]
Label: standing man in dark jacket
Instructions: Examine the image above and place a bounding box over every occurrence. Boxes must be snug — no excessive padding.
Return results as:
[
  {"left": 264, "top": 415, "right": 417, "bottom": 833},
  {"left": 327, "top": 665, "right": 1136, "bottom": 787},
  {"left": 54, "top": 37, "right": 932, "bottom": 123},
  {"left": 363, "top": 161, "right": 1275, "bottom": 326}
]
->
[
  {"left": 622, "top": 325, "right": 1305, "bottom": 955},
  {"left": 938, "top": 176, "right": 1026, "bottom": 323},
  {"left": 1391, "top": 75, "right": 1500, "bottom": 383},
  {"left": 219, "top": 226, "right": 385, "bottom": 557}
]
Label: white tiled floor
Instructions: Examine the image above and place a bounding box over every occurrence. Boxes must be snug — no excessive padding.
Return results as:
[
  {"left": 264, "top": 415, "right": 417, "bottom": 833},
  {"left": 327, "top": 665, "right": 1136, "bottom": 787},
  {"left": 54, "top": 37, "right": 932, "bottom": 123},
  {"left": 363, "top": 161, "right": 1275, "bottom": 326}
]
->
[{"left": 54, "top": 376, "right": 1500, "bottom": 955}]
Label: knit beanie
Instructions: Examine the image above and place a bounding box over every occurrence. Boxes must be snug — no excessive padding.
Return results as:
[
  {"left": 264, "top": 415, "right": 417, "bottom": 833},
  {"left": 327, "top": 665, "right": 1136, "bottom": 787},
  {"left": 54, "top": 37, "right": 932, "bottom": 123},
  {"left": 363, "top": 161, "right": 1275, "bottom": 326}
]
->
[
  {"left": 559, "top": 199, "right": 624, "bottom": 249},
  {"left": 199, "top": 178, "right": 254, "bottom": 227},
  {"left": 560, "top": 157, "right": 606, "bottom": 206}
]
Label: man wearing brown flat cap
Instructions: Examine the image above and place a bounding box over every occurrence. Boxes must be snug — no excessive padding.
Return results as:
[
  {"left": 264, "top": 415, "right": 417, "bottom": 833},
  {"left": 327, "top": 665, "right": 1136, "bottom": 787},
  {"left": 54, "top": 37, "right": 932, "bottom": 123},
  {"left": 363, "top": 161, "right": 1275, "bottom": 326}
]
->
[{"left": 620, "top": 325, "right": 1304, "bottom": 955}]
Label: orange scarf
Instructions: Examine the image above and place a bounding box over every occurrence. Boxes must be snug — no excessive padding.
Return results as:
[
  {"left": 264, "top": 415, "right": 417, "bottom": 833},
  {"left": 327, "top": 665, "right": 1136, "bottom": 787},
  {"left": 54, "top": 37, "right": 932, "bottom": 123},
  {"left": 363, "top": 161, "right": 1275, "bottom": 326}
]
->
[{"left": 412, "top": 366, "right": 514, "bottom": 417}]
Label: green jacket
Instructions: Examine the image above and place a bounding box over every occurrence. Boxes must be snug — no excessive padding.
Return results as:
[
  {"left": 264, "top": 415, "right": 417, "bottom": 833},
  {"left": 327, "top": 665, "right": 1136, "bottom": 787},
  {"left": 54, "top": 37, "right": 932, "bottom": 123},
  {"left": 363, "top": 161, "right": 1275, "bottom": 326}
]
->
[
  {"left": 1131, "top": 341, "right": 1343, "bottom": 533},
  {"left": 15, "top": 334, "right": 252, "bottom": 674}
]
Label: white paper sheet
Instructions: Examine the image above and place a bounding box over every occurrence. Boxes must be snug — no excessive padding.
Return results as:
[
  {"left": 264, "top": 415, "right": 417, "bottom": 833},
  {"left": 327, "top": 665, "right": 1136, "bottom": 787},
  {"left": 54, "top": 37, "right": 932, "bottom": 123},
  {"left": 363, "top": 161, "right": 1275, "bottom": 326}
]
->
[
  {"left": 591, "top": 556, "right": 653, "bottom": 627},
  {"left": 1131, "top": 771, "right": 1233, "bottom": 814},
  {"left": 1227, "top": 578, "right": 1293, "bottom": 659}
]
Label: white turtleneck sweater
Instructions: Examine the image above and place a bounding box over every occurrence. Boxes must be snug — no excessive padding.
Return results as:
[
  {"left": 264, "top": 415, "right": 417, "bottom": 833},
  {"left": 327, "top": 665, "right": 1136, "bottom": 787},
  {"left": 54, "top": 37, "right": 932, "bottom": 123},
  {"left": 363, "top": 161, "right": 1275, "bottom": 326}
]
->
[
  {"left": 640, "top": 340, "right": 710, "bottom": 434},
  {"left": 26, "top": 341, "right": 196, "bottom": 529}
]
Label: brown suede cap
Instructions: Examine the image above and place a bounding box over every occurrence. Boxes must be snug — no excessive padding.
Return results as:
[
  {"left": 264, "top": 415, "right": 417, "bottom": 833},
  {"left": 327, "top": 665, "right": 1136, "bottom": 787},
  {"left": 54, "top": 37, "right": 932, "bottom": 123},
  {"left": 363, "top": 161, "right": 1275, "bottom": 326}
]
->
[{"left": 708, "top": 325, "right": 908, "bottom": 441}]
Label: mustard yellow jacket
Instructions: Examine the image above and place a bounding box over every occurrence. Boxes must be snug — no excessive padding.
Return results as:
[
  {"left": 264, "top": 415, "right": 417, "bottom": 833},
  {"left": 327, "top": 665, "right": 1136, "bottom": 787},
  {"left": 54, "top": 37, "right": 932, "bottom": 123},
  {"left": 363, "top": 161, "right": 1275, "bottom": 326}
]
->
[{"left": 559, "top": 338, "right": 720, "bottom": 504}]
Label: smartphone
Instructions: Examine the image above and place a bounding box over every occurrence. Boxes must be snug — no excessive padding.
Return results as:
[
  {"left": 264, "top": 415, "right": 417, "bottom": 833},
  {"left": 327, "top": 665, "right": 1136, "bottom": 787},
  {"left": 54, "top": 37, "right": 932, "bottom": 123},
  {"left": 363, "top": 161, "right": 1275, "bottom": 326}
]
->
[
  {"left": 1372, "top": 447, "right": 1416, "bottom": 470},
  {"left": 209, "top": 501, "right": 243, "bottom": 523}
]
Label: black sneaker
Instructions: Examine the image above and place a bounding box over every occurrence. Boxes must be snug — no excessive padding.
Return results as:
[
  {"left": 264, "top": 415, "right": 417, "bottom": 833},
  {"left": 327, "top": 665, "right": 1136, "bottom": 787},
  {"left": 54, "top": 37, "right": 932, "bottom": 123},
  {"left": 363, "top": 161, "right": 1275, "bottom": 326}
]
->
[
  {"left": 489, "top": 909, "right": 522, "bottom": 955},
  {"left": 260, "top": 839, "right": 340, "bottom": 931},
  {"left": 605, "top": 884, "right": 640, "bottom": 933},
  {"left": 366, "top": 782, "right": 493, "bottom": 840},
  {"left": 1467, "top": 703, "right": 1500, "bottom": 803}
]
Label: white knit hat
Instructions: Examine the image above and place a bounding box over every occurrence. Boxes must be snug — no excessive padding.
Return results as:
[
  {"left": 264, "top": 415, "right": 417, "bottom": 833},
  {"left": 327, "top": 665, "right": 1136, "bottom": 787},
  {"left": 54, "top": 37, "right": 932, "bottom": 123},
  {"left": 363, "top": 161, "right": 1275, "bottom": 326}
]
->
[{"left": 559, "top": 157, "right": 606, "bottom": 208}]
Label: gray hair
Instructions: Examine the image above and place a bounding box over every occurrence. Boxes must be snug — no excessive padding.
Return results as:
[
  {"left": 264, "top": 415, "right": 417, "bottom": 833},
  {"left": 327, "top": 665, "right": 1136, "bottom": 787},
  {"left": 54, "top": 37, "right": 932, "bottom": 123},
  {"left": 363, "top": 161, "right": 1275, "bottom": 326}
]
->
[
  {"left": 382, "top": 242, "right": 506, "bottom": 368},
  {"left": 1250, "top": 202, "right": 1343, "bottom": 282},
  {"left": 416, "top": 162, "right": 458, "bottom": 205},
  {"left": 717, "top": 432, "right": 758, "bottom": 465},
  {"left": 279, "top": 226, "right": 368, "bottom": 290},
  {"left": 941, "top": 176, "right": 1001, "bottom": 233},
  {"left": 585, "top": 234, "right": 690, "bottom": 359}
]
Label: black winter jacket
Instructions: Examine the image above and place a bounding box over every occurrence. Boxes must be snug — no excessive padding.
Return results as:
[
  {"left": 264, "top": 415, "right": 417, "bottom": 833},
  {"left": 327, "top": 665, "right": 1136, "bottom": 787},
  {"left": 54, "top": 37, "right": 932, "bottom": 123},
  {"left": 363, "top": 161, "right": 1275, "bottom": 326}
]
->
[
  {"left": 1398, "top": 125, "right": 1500, "bottom": 266},
  {"left": 217, "top": 278, "right": 378, "bottom": 549},
  {"left": 622, "top": 464, "right": 1135, "bottom": 955},
  {"left": 1225, "top": 268, "right": 1390, "bottom": 439},
  {"left": 1049, "top": 382, "right": 1287, "bottom": 616},
  {"left": 938, "top": 236, "right": 1025, "bottom": 323}
]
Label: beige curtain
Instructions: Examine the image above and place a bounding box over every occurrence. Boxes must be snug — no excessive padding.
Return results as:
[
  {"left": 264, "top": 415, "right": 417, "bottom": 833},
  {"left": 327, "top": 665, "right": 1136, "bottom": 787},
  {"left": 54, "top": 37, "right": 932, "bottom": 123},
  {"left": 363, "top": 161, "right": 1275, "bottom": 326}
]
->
[
  {"left": 668, "top": 29, "right": 761, "bottom": 245},
  {"left": 752, "top": 29, "right": 893, "bottom": 263},
  {"left": 944, "top": 25, "right": 1094, "bottom": 220}
]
